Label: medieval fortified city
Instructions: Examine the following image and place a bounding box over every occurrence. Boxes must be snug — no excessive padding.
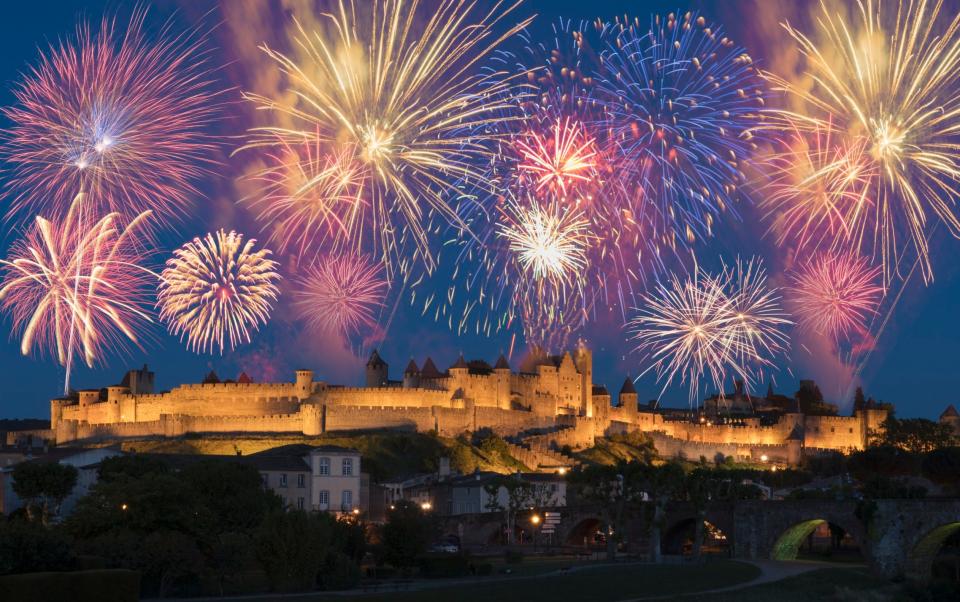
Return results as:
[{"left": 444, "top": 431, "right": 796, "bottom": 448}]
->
[{"left": 3, "top": 0, "right": 960, "bottom": 600}]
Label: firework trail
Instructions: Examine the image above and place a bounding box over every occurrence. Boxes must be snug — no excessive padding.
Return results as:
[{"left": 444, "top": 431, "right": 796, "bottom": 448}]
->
[
  {"left": 0, "top": 8, "right": 222, "bottom": 227},
  {"left": 597, "top": 11, "right": 767, "bottom": 249},
  {"left": 239, "top": 0, "right": 532, "bottom": 275},
  {"left": 0, "top": 194, "right": 154, "bottom": 393},
  {"left": 158, "top": 230, "right": 281, "bottom": 355},
  {"left": 787, "top": 252, "right": 883, "bottom": 344},
  {"left": 292, "top": 254, "right": 387, "bottom": 341},
  {"left": 629, "top": 258, "right": 790, "bottom": 403},
  {"left": 761, "top": 0, "right": 960, "bottom": 284}
]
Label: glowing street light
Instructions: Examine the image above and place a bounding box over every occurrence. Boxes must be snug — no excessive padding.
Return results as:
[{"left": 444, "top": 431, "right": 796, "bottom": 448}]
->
[{"left": 421, "top": 501, "right": 432, "bottom": 511}]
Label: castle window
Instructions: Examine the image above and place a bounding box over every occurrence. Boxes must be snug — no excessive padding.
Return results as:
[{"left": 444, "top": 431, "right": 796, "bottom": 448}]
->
[
  {"left": 831, "top": 427, "right": 835, "bottom": 433},
  {"left": 342, "top": 458, "right": 354, "bottom": 476},
  {"left": 297, "top": 474, "right": 305, "bottom": 488},
  {"left": 341, "top": 490, "right": 353, "bottom": 511},
  {"left": 319, "top": 457, "right": 330, "bottom": 476},
  {"left": 849, "top": 428, "right": 854, "bottom": 434}
]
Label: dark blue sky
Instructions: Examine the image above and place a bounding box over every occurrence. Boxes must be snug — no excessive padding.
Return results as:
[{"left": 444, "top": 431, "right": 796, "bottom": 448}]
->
[{"left": 0, "top": 1, "right": 957, "bottom": 420}]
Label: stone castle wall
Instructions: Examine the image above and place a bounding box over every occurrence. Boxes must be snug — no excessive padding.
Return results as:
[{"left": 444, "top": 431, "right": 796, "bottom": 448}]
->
[{"left": 49, "top": 362, "right": 885, "bottom": 463}]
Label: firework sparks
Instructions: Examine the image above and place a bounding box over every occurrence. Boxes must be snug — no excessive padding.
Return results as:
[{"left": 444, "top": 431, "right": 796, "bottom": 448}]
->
[
  {"left": 239, "top": 0, "right": 532, "bottom": 274},
  {"left": 496, "top": 198, "right": 590, "bottom": 286},
  {"left": 597, "top": 11, "right": 767, "bottom": 247},
  {"left": 516, "top": 117, "right": 598, "bottom": 196},
  {"left": 158, "top": 230, "right": 281, "bottom": 355},
  {"left": 0, "top": 9, "right": 222, "bottom": 226},
  {"left": 0, "top": 194, "right": 154, "bottom": 393},
  {"left": 629, "top": 258, "right": 790, "bottom": 402},
  {"left": 788, "top": 253, "right": 884, "bottom": 343},
  {"left": 292, "top": 254, "right": 387, "bottom": 339},
  {"left": 762, "top": 0, "right": 960, "bottom": 283}
]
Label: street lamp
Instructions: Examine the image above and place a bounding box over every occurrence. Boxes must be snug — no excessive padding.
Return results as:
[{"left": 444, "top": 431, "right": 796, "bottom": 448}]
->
[
  {"left": 760, "top": 454, "right": 769, "bottom": 463},
  {"left": 420, "top": 501, "right": 432, "bottom": 511}
]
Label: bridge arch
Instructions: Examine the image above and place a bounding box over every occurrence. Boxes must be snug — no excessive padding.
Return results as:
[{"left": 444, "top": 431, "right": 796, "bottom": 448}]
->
[
  {"left": 771, "top": 518, "right": 862, "bottom": 561},
  {"left": 564, "top": 517, "right": 604, "bottom": 547},
  {"left": 662, "top": 517, "right": 730, "bottom": 556},
  {"left": 904, "top": 521, "right": 960, "bottom": 582}
]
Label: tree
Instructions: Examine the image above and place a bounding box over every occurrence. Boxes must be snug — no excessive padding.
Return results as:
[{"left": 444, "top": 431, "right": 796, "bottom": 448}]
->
[
  {"left": 143, "top": 530, "right": 204, "bottom": 598},
  {"left": 847, "top": 445, "right": 919, "bottom": 481},
  {"left": 871, "top": 415, "right": 957, "bottom": 453},
  {"left": 208, "top": 532, "right": 255, "bottom": 597},
  {"left": 379, "top": 500, "right": 435, "bottom": 574},
  {"left": 0, "top": 519, "right": 75, "bottom": 575},
  {"left": 181, "top": 460, "right": 282, "bottom": 532},
  {"left": 921, "top": 447, "right": 960, "bottom": 494},
  {"left": 255, "top": 510, "right": 331, "bottom": 591},
  {"left": 644, "top": 462, "right": 685, "bottom": 563},
  {"left": 483, "top": 474, "right": 533, "bottom": 546},
  {"left": 567, "top": 461, "right": 647, "bottom": 561},
  {"left": 11, "top": 461, "right": 78, "bottom": 524},
  {"left": 684, "top": 468, "right": 719, "bottom": 562}
]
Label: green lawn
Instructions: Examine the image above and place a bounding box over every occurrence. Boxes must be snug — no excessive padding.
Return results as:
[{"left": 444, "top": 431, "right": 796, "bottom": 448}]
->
[
  {"left": 684, "top": 568, "right": 894, "bottom": 602},
  {"left": 236, "top": 559, "right": 761, "bottom": 602}
]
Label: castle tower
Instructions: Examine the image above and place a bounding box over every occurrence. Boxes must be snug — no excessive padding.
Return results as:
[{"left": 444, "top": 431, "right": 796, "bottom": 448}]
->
[
  {"left": 366, "top": 350, "right": 388, "bottom": 387},
  {"left": 494, "top": 354, "right": 510, "bottom": 409},
  {"left": 403, "top": 359, "right": 420, "bottom": 389},
  {"left": 295, "top": 369, "right": 314, "bottom": 399},
  {"left": 449, "top": 355, "right": 468, "bottom": 395},
  {"left": 940, "top": 405, "right": 960, "bottom": 437},
  {"left": 122, "top": 364, "right": 155, "bottom": 395},
  {"left": 618, "top": 377, "right": 638, "bottom": 415},
  {"left": 573, "top": 341, "right": 593, "bottom": 418}
]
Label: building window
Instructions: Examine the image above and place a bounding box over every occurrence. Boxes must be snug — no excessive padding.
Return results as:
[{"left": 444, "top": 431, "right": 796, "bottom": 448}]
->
[
  {"left": 319, "top": 457, "right": 330, "bottom": 476},
  {"left": 297, "top": 497, "right": 305, "bottom": 510},
  {"left": 342, "top": 458, "right": 353, "bottom": 476},
  {"left": 280, "top": 473, "right": 288, "bottom": 487},
  {"left": 319, "top": 490, "right": 330, "bottom": 507},
  {"left": 261, "top": 473, "right": 269, "bottom": 487},
  {"left": 341, "top": 490, "right": 353, "bottom": 511},
  {"left": 849, "top": 428, "right": 854, "bottom": 434},
  {"left": 297, "top": 474, "right": 305, "bottom": 488}
]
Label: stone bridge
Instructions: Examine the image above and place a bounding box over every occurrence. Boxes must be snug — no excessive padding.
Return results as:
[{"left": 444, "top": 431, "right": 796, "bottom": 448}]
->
[{"left": 441, "top": 498, "right": 960, "bottom": 582}]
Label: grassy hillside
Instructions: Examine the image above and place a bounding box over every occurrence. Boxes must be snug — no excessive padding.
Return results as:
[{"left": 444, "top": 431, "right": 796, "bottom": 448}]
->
[
  {"left": 574, "top": 431, "right": 659, "bottom": 466},
  {"left": 115, "top": 430, "right": 528, "bottom": 481}
]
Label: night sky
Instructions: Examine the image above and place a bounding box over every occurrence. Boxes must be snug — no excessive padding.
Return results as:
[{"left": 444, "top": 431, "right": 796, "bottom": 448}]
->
[{"left": 0, "top": 0, "right": 957, "bottom": 420}]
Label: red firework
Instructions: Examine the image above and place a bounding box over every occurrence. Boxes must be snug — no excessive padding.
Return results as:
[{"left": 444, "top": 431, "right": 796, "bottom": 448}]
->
[
  {"left": 1, "top": 9, "right": 222, "bottom": 227},
  {"left": 788, "top": 253, "right": 884, "bottom": 342},
  {"left": 516, "top": 117, "right": 598, "bottom": 197},
  {"left": 292, "top": 254, "right": 388, "bottom": 339}
]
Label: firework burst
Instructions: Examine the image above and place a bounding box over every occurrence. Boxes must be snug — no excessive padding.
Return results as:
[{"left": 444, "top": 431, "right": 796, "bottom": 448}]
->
[
  {"left": 292, "top": 254, "right": 387, "bottom": 340},
  {"left": 762, "top": 0, "right": 960, "bottom": 283},
  {"left": 158, "top": 230, "right": 281, "bottom": 355},
  {"left": 597, "top": 11, "right": 767, "bottom": 247},
  {"left": 629, "top": 258, "right": 789, "bottom": 402},
  {"left": 239, "top": 0, "right": 532, "bottom": 274},
  {"left": 0, "top": 9, "right": 222, "bottom": 226},
  {"left": 496, "top": 198, "right": 590, "bottom": 286},
  {"left": 516, "top": 117, "right": 598, "bottom": 197},
  {"left": 0, "top": 194, "right": 154, "bottom": 393},
  {"left": 787, "top": 252, "right": 884, "bottom": 343}
]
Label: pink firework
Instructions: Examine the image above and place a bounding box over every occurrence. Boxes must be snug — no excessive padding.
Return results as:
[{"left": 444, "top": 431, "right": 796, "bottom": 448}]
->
[
  {"left": 0, "top": 194, "right": 155, "bottom": 393},
  {"left": 788, "top": 253, "right": 884, "bottom": 342},
  {"left": 292, "top": 255, "right": 387, "bottom": 339},
  {"left": 245, "top": 137, "right": 369, "bottom": 259},
  {"left": 1, "top": 9, "right": 222, "bottom": 226},
  {"left": 515, "top": 117, "right": 598, "bottom": 197}
]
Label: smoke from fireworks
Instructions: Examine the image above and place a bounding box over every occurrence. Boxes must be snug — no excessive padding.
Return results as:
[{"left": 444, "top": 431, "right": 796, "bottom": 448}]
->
[
  {"left": 292, "top": 254, "right": 387, "bottom": 340},
  {"left": 787, "top": 252, "right": 883, "bottom": 343},
  {"left": 239, "top": 0, "right": 532, "bottom": 274},
  {"left": 0, "top": 9, "right": 222, "bottom": 226},
  {"left": 0, "top": 194, "right": 154, "bottom": 393},
  {"left": 158, "top": 230, "right": 280, "bottom": 355},
  {"left": 761, "top": 0, "right": 960, "bottom": 283},
  {"left": 629, "top": 258, "right": 790, "bottom": 402}
]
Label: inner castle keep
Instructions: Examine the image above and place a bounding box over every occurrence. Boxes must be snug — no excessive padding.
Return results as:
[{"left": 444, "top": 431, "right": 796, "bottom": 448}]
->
[{"left": 49, "top": 344, "right": 891, "bottom": 466}]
